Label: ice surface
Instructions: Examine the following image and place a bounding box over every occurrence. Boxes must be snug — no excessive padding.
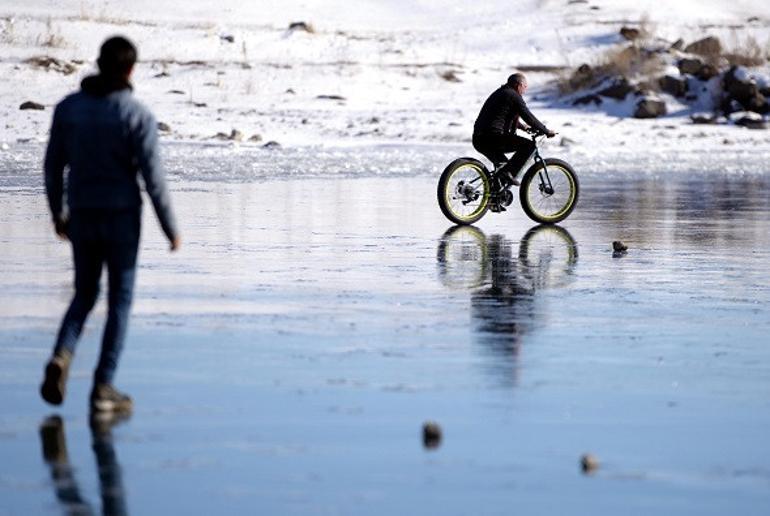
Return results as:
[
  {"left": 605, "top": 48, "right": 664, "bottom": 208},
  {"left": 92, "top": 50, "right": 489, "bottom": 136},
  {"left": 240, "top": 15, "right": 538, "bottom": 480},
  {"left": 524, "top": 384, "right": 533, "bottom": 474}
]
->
[{"left": 2, "top": 146, "right": 770, "bottom": 514}]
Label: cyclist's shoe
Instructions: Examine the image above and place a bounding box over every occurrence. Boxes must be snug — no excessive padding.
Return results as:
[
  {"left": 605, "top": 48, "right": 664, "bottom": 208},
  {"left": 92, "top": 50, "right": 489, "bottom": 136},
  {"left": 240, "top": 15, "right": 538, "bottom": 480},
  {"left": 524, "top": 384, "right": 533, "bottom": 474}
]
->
[
  {"left": 90, "top": 383, "right": 133, "bottom": 414},
  {"left": 493, "top": 161, "right": 520, "bottom": 188},
  {"left": 503, "top": 170, "right": 520, "bottom": 187},
  {"left": 40, "top": 350, "right": 72, "bottom": 406},
  {"left": 489, "top": 202, "right": 507, "bottom": 213}
]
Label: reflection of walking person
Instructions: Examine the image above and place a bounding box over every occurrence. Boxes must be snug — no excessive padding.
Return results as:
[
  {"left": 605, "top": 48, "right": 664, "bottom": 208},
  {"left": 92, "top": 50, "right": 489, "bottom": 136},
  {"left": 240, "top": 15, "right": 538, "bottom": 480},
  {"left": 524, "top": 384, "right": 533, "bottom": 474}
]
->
[
  {"left": 40, "top": 414, "right": 130, "bottom": 515},
  {"left": 41, "top": 36, "right": 180, "bottom": 413}
]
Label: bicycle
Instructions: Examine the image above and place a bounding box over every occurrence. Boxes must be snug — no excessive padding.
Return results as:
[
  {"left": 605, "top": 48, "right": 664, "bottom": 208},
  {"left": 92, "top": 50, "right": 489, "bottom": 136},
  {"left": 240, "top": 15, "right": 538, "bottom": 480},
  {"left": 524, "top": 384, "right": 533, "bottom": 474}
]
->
[{"left": 437, "top": 130, "right": 579, "bottom": 225}]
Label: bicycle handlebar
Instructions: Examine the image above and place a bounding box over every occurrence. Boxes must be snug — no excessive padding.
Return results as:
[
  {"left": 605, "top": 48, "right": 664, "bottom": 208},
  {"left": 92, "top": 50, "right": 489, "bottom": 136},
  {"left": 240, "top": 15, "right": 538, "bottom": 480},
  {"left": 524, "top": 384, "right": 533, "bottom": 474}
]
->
[{"left": 524, "top": 128, "right": 557, "bottom": 139}]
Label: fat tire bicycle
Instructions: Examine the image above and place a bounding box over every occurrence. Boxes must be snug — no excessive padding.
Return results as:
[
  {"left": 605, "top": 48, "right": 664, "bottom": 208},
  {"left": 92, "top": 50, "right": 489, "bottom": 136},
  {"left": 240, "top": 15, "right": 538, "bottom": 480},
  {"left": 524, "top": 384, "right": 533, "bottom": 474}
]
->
[{"left": 437, "top": 130, "right": 579, "bottom": 225}]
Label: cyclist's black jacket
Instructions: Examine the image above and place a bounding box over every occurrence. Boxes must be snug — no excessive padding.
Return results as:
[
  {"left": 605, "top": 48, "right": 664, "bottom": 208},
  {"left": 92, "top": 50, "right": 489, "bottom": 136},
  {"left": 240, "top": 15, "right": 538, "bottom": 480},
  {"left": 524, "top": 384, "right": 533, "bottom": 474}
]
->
[{"left": 473, "top": 84, "right": 548, "bottom": 137}]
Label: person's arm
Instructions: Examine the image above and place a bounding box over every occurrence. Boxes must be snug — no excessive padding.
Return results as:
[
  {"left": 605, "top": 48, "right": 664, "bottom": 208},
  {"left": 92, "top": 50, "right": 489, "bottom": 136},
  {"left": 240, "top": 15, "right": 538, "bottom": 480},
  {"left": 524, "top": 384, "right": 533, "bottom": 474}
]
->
[
  {"left": 44, "top": 104, "right": 68, "bottom": 238},
  {"left": 132, "top": 107, "right": 180, "bottom": 251},
  {"left": 512, "top": 93, "right": 554, "bottom": 136}
]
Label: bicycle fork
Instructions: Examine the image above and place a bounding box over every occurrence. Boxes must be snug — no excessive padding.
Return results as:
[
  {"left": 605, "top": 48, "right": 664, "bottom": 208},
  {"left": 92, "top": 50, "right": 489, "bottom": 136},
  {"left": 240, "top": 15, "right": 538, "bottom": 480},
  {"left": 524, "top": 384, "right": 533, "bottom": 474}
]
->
[{"left": 532, "top": 150, "right": 554, "bottom": 195}]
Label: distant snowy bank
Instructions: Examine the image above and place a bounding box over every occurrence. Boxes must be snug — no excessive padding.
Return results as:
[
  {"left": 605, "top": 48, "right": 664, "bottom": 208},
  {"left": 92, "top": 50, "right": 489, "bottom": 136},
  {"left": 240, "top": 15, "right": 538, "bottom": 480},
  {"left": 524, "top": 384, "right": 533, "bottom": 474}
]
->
[{"left": 1, "top": 0, "right": 768, "bottom": 169}]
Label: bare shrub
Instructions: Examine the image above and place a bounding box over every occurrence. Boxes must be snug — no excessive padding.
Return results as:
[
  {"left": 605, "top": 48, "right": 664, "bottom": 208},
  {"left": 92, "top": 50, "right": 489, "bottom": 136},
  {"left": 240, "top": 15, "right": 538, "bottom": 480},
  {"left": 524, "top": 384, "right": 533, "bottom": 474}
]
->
[
  {"left": 724, "top": 35, "right": 767, "bottom": 67},
  {"left": 1, "top": 16, "right": 16, "bottom": 44},
  {"left": 36, "top": 18, "right": 66, "bottom": 48},
  {"left": 439, "top": 69, "right": 462, "bottom": 83}
]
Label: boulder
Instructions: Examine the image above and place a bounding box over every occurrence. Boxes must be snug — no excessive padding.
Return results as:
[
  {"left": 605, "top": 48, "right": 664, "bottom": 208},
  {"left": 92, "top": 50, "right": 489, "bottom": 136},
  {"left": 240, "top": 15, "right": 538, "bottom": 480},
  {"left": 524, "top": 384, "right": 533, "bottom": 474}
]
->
[
  {"left": 746, "top": 94, "right": 769, "bottom": 114},
  {"left": 19, "top": 101, "right": 45, "bottom": 110},
  {"left": 634, "top": 97, "right": 667, "bottom": 118},
  {"left": 696, "top": 64, "right": 719, "bottom": 81},
  {"left": 572, "top": 93, "right": 602, "bottom": 106},
  {"left": 724, "top": 66, "right": 754, "bottom": 97},
  {"left": 678, "top": 57, "right": 704, "bottom": 75},
  {"left": 720, "top": 97, "right": 743, "bottom": 115},
  {"left": 422, "top": 421, "right": 442, "bottom": 449},
  {"left": 659, "top": 75, "right": 687, "bottom": 97},
  {"left": 612, "top": 241, "right": 628, "bottom": 252},
  {"left": 684, "top": 36, "right": 722, "bottom": 56},
  {"left": 157, "top": 121, "right": 171, "bottom": 132},
  {"left": 670, "top": 38, "right": 685, "bottom": 51},
  {"left": 566, "top": 63, "right": 595, "bottom": 91},
  {"left": 580, "top": 454, "right": 600, "bottom": 474},
  {"left": 619, "top": 27, "right": 641, "bottom": 41},
  {"left": 690, "top": 113, "right": 717, "bottom": 124},
  {"left": 288, "top": 21, "right": 315, "bottom": 33},
  {"left": 598, "top": 76, "right": 634, "bottom": 99},
  {"left": 735, "top": 116, "right": 767, "bottom": 130},
  {"left": 722, "top": 66, "right": 767, "bottom": 113}
]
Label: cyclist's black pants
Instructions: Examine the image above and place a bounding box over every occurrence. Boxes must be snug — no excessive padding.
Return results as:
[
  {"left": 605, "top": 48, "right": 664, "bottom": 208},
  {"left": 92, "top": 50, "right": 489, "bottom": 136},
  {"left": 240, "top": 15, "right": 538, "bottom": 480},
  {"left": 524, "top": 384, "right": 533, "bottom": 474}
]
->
[{"left": 473, "top": 133, "right": 535, "bottom": 178}]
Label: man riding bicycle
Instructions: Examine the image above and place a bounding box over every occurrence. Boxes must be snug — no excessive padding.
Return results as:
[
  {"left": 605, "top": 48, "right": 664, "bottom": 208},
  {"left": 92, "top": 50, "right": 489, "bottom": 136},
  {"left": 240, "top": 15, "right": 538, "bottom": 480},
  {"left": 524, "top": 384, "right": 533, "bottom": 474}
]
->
[{"left": 473, "top": 73, "right": 555, "bottom": 189}]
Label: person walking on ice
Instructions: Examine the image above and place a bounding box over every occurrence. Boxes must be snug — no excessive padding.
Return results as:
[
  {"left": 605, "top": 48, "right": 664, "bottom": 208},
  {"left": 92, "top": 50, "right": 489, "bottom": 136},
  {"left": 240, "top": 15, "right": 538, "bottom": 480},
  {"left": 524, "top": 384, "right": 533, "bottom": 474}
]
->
[{"left": 41, "top": 36, "right": 180, "bottom": 413}]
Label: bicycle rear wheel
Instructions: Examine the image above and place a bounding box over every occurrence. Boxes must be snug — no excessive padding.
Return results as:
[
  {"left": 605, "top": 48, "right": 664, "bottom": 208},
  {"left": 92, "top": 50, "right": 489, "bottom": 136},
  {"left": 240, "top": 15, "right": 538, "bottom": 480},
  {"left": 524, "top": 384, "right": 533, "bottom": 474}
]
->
[
  {"left": 437, "top": 158, "right": 491, "bottom": 225},
  {"left": 519, "top": 158, "right": 579, "bottom": 224}
]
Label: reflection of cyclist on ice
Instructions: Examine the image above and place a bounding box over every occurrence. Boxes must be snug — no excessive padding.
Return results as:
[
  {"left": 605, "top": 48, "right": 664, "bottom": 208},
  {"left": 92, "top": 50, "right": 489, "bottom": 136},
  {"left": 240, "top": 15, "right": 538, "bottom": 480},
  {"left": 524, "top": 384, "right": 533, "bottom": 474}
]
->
[
  {"left": 436, "top": 224, "right": 578, "bottom": 385},
  {"left": 473, "top": 73, "right": 556, "bottom": 191}
]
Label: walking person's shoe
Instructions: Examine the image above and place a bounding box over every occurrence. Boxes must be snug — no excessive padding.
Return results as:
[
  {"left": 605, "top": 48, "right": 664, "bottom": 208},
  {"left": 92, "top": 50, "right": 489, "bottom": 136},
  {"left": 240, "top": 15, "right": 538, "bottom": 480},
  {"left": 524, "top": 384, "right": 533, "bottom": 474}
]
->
[
  {"left": 39, "top": 415, "right": 68, "bottom": 464},
  {"left": 89, "top": 410, "right": 131, "bottom": 436},
  {"left": 40, "top": 350, "right": 73, "bottom": 406},
  {"left": 90, "top": 383, "right": 133, "bottom": 414}
]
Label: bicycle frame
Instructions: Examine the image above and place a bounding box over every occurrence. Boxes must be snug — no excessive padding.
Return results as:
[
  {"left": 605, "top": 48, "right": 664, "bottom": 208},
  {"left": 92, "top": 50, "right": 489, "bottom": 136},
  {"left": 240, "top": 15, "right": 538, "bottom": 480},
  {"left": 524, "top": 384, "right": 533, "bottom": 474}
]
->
[
  {"left": 529, "top": 135, "right": 554, "bottom": 195},
  {"left": 479, "top": 134, "right": 553, "bottom": 194}
]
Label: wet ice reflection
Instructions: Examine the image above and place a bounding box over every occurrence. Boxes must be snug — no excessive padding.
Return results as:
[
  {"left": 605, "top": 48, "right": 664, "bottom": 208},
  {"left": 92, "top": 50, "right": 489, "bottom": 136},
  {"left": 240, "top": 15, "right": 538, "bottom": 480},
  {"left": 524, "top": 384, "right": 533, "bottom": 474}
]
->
[
  {"left": 438, "top": 225, "right": 578, "bottom": 384},
  {"left": 40, "top": 414, "right": 129, "bottom": 516}
]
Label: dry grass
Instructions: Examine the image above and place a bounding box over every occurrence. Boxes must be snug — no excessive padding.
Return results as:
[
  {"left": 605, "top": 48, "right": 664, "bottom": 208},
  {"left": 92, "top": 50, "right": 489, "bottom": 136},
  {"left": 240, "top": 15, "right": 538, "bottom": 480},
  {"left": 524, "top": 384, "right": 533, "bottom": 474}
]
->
[
  {"left": 557, "top": 13, "right": 664, "bottom": 95},
  {"left": 557, "top": 43, "right": 665, "bottom": 94}
]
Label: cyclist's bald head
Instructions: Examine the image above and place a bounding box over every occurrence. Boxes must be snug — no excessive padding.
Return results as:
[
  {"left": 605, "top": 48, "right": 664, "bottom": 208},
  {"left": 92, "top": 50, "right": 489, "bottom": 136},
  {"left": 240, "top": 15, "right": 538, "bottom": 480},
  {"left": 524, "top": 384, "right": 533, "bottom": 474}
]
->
[{"left": 507, "top": 73, "right": 527, "bottom": 88}]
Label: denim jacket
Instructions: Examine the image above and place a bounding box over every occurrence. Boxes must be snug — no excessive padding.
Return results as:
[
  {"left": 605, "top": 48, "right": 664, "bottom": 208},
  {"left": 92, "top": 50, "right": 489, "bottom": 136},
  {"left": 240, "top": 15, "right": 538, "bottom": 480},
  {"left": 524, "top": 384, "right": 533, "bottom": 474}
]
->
[{"left": 44, "top": 75, "right": 178, "bottom": 241}]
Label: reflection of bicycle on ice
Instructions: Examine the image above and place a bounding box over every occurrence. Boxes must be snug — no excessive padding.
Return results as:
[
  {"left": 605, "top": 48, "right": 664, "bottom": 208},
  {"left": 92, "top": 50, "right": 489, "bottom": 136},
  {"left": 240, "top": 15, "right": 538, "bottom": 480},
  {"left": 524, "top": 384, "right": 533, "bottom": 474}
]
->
[
  {"left": 436, "top": 224, "right": 578, "bottom": 383},
  {"left": 437, "top": 224, "right": 578, "bottom": 293}
]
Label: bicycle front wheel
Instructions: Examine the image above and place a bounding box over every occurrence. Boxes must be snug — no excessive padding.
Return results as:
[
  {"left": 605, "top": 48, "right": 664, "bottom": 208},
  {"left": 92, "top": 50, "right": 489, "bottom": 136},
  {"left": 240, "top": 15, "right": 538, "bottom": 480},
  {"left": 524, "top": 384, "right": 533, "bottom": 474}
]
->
[
  {"left": 519, "top": 158, "right": 579, "bottom": 224},
  {"left": 437, "top": 158, "right": 492, "bottom": 225}
]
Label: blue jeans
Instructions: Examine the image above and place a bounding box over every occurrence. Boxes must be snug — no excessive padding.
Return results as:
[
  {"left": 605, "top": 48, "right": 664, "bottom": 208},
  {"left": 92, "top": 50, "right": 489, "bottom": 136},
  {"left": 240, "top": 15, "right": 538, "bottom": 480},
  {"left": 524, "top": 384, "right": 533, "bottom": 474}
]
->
[{"left": 53, "top": 208, "right": 141, "bottom": 384}]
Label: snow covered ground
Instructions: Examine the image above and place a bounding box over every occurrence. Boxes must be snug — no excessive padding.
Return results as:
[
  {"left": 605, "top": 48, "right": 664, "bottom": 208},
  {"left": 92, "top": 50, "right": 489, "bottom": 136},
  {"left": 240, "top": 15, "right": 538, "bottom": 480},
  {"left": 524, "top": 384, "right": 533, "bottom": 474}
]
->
[{"left": 1, "top": 0, "right": 769, "bottom": 169}]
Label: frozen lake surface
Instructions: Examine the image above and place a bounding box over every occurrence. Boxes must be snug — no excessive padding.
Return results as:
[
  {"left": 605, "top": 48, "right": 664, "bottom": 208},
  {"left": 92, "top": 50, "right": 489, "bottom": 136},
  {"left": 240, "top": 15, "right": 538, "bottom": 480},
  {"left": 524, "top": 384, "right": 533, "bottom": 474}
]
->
[{"left": 1, "top": 144, "right": 770, "bottom": 515}]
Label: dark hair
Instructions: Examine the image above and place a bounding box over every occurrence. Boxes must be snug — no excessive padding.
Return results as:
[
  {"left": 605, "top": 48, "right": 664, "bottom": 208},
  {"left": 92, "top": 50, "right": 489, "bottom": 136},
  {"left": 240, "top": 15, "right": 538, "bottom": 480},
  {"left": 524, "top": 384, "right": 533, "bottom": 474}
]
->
[
  {"left": 97, "top": 36, "right": 137, "bottom": 77},
  {"left": 507, "top": 73, "right": 526, "bottom": 88}
]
